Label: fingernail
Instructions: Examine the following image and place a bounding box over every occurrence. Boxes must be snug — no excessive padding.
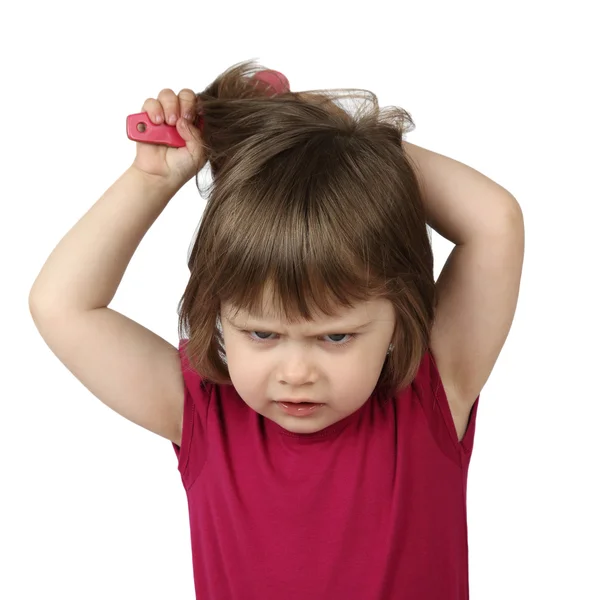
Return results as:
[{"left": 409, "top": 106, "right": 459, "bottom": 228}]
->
[{"left": 168, "top": 115, "right": 177, "bottom": 125}]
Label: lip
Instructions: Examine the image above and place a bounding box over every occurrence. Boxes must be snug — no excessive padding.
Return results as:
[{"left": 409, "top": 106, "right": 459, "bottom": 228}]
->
[
  {"left": 275, "top": 400, "right": 325, "bottom": 417},
  {"left": 276, "top": 399, "right": 321, "bottom": 404}
]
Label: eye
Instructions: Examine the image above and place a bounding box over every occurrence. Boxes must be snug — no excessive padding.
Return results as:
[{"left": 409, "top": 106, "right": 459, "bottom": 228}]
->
[
  {"left": 250, "top": 331, "right": 274, "bottom": 341},
  {"left": 244, "top": 331, "right": 356, "bottom": 347}
]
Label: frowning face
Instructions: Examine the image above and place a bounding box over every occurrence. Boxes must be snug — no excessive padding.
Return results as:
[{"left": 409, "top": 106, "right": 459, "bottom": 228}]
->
[{"left": 220, "top": 297, "right": 395, "bottom": 434}]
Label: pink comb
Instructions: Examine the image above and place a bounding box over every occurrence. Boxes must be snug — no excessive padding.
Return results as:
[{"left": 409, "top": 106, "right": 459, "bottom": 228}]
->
[{"left": 126, "top": 69, "right": 290, "bottom": 148}]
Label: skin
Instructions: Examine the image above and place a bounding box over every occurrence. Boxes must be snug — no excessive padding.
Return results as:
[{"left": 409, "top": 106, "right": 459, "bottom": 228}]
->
[{"left": 220, "top": 296, "right": 396, "bottom": 434}]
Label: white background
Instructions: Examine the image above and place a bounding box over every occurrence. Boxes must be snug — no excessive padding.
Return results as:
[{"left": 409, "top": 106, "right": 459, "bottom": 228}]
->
[{"left": 2, "top": 1, "right": 598, "bottom": 598}]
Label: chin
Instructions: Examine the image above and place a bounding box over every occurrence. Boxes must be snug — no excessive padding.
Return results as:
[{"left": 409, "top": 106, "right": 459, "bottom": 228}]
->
[
  {"left": 275, "top": 417, "right": 331, "bottom": 434},
  {"left": 269, "top": 405, "right": 341, "bottom": 434}
]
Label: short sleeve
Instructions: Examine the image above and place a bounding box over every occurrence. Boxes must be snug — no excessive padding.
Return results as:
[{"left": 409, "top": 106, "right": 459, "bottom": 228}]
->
[
  {"left": 411, "top": 348, "right": 479, "bottom": 465},
  {"left": 172, "top": 338, "right": 210, "bottom": 488}
]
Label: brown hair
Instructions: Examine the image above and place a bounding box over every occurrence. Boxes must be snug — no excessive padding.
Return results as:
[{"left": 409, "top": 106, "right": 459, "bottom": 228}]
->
[{"left": 177, "top": 59, "right": 436, "bottom": 398}]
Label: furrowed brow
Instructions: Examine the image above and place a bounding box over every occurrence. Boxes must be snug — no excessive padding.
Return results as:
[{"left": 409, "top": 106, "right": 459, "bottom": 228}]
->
[{"left": 225, "top": 315, "right": 374, "bottom": 335}]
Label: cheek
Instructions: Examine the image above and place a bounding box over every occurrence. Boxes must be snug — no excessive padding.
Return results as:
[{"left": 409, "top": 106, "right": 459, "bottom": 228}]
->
[
  {"left": 222, "top": 331, "right": 248, "bottom": 363},
  {"left": 225, "top": 347, "right": 265, "bottom": 388},
  {"left": 333, "top": 355, "right": 385, "bottom": 389}
]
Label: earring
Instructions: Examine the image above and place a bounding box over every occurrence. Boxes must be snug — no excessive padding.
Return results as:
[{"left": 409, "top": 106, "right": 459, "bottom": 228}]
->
[{"left": 387, "top": 344, "right": 394, "bottom": 355}]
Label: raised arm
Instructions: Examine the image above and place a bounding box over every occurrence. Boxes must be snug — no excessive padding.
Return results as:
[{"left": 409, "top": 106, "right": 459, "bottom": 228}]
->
[
  {"left": 404, "top": 142, "right": 525, "bottom": 440},
  {"left": 29, "top": 89, "right": 204, "bottom": 447},
  {"left": 28, "top": 166, "right": 186, "bottom": 444}
]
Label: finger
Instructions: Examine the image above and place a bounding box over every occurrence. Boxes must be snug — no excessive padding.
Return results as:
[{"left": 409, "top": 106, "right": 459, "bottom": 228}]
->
[
  {"left": 176, "top": 114, "right": 201, "bottom": 142},
  {"left": 178, "top": 88, "right": 198, "bottom": 121},
  {"left": 176, "top": 117, "right": 206, "bottom": 164},
  {"left": 180, "top": 125, "right": 207, "bottom": 174},
  {"left": 140, "top": 98, "right": 164, "bottom": 124},
  {"left": 157, "top": 88, "right": 179, "bottom": 125}
]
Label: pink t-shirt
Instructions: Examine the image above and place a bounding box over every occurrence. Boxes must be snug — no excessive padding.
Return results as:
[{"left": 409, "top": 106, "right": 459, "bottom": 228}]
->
[{"left": 173, "top": 338, "right": 479, "bottom": 599}]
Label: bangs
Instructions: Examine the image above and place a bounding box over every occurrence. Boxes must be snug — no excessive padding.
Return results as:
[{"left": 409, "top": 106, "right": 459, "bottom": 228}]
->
[
  {"left": 208, "top": 136, "right": 389, "bottom": 324},
  {"left": 223, "top": 259, "right": 384, "bottom": 326}
]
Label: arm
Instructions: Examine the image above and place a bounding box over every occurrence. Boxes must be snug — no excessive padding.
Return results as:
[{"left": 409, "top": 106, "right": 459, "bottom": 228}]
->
[
  {"left": 29, "top": 167, "right": 180, "bottom": 311},
  {"left": 404, "top": 142, "right": 525, "bottom": 437},
  {"left": 29, "top": 167, "right": 186, "bottom": 445}
]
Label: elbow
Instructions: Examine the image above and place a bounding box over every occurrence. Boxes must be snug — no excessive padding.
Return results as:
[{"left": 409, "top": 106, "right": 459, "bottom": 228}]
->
[
  {"left": 505, "top": 197, "right": 525, "bottom": 235},
  {"left": 493, "top": 195, "right": 524, "bottom": 238},
  {"left": 28, "top": 287, "right": 62, "bottom": 319}
]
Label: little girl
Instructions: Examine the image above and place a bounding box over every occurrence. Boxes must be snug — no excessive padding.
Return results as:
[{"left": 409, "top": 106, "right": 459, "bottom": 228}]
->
[{"left": 29, "top": 60, "right": 525, "bottom": 599}]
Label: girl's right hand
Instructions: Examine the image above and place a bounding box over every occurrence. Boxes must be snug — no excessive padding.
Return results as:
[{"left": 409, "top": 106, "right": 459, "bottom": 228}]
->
[{"left": 132, "top": 88, "right": 206, "bottom": 188}]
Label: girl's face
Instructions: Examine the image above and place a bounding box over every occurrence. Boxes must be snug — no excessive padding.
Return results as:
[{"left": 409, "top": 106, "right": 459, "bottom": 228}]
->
[{"left": 220, "top": 297, "right": 396, "bottom": 434}]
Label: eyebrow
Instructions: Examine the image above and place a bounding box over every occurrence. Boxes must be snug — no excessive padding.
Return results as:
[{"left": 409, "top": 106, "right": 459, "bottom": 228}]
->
[{"left": 224, "top": 315, "right": 374, "bottom": 336}]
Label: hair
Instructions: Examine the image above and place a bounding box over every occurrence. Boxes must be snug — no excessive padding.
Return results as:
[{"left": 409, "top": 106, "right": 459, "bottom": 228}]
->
[{"left": 177, "top": 59, "right": 436, "bottom": 399}]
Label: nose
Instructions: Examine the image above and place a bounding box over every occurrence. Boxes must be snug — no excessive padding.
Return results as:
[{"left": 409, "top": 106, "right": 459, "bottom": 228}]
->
[{"left": 276, "top": 346, "right": 317, "bottom": 385}]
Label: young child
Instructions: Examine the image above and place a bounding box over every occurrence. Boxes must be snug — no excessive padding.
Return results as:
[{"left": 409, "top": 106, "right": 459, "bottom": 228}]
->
[{"left": 29, "top": 60, "right": 525, "bottom": 599}]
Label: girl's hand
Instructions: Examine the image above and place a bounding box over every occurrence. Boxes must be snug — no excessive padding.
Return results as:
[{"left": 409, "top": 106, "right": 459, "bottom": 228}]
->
[{"left": 131, "top": 88, "right": 206, "bottom": 188}]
